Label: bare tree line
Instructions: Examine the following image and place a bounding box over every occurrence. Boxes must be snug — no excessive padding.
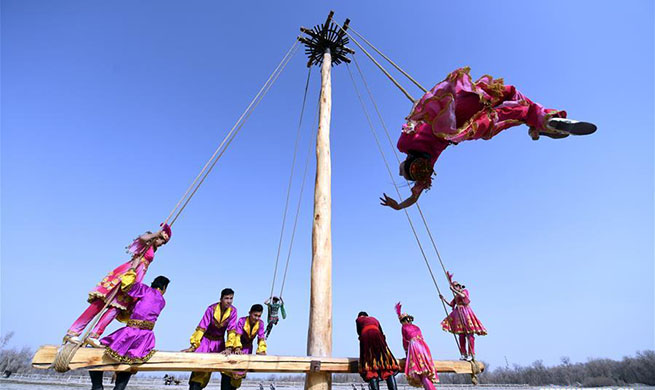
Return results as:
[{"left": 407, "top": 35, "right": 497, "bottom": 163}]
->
[{"left": 2, "top": 333, "right": 653, "bottom": 385}]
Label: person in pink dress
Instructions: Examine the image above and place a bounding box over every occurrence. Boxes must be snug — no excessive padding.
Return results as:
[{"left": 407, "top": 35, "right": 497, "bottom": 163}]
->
[
  {"left": 89, "top": 270, "right": 170, "bottom": 390},
  {"left": 439, "top": 272, "right": 486, "bottom": 361},
  {"left": 65, "top": 224, "right": 172, "bottom": 347},
  {"left": 395, "top": 303, "right": 438, "bottom": 390},
  {"left": 380, "top": 67, "right": 597, "bottom": 210}
]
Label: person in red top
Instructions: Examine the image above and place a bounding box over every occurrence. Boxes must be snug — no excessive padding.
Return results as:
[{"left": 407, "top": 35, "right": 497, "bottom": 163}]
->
[{"left": 356, "top": 312, "right": 400, "bottom": 390}]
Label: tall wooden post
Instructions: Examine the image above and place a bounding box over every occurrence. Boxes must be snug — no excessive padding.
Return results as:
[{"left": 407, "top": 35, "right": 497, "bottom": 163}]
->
[{"left": 305, "top": 48, "right": 333, "bottom": 390}]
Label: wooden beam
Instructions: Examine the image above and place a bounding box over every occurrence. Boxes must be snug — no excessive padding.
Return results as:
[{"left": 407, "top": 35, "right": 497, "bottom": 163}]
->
[
  {"left": 306, "top": 48, "right": 333, "bottom": 390},
  {"left": 32, "top": 346, "right": 484, "bottom": 375}
]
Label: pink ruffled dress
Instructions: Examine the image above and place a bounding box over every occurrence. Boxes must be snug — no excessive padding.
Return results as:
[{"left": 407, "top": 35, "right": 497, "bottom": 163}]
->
[
  {"left": 401, "top": 323, "right": 439, "bottom": 386},
  {"left": 398, "top": 67, "right": 567, "bottom": 190},
  {"left": 441, "top": 289, "right": 487, "bottom": 335},
  {"left": 88, "top": 241, "right": 155, "bottom": 311}
]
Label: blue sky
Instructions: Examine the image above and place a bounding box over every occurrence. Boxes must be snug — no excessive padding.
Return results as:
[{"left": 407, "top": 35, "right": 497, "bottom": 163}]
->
[{"left": 1, "top": 0, "right": 653, "bottom": 372}]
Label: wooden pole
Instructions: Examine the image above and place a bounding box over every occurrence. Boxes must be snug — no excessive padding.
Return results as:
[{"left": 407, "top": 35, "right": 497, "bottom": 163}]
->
[{"left": 305, "top": 48, "right": 333, "bottom": 390}]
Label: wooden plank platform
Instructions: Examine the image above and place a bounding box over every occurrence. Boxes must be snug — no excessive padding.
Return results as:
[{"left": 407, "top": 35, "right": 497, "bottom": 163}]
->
[{"left": 32, "top": 345, "right": 483, "bottom": 375}]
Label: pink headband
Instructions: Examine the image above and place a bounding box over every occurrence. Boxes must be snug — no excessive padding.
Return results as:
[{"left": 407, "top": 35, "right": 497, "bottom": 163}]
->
[{"left": 160, "top": 223, "right": 172, "bottom": 239}]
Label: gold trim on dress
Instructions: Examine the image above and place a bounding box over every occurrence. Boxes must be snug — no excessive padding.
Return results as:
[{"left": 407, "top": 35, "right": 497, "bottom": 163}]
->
[
  {"left": 104, "top": 347, "right": 156, "bottom": 364},
  {"left": 127, "top": 319, "right": 155, "bottom": 330}
]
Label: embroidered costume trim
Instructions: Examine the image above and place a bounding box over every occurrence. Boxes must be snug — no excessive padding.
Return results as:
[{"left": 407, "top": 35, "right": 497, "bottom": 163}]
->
[
  {"left": 127, "top": 319, "right": 155, "bottom": 330},
  {"left": 104, "top": 347, "right": 156, "bottom": 364}
]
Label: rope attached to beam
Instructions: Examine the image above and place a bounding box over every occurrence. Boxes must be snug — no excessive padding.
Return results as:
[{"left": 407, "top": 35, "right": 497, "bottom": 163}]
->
[
  {"left": 347, "top": 26, "right": 427, "bottom": 93},
  {"left": 346, "top": 58, "right": 462, "bottom": 355},
  {"left": 270, "top": 67, "right": 312, "bottom": 300},
  {"left": 333, "top": 21, "right": 415, "bottom": 102},
  {"left": 167, "top": 39, "right": 300, "bottom": 227},
  {"left": 351, "top": 54, "right": 450, "bottom": 278},
  {"left": 279, "top": 99, "right": 320, "bottom": 298},
  {"left": 55, "top": 41, "right": 300, "bottom": 373}
]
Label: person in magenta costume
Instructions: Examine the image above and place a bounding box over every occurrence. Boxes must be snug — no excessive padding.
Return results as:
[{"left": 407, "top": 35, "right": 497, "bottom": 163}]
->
[
  {"left": 88, "top": 270, "right": 170, "bottom": 390},
  {"left": 184, "top": 288, "right": 239, "bottom": 390},
  {"left": 65, "top": 224, "right": 172, "bottom": 347},
  {"left": 381, "top": 67, "right": 597, "bottom": 210},
  {"left": 439, "top": 272, "right": 486, "bottom": 361},
  {"left": 395, "top": 303, "right": 438, "bottom": 390},
  {"left": 224, "top": 304, "right": 268, "bottom": 390},
  {"left": 356, "top": 311, "right": 400, "bottom": 390}
]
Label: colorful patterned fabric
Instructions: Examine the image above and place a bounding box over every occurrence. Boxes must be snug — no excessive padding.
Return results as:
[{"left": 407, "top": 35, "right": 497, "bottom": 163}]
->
[
  {"left": 87, "top": 245, "right": 155, "bottom": 310},
  {"left": 401, "top": 323, "right": 438, "bottom": 386},
  {"left": 356, "top": 316, "right": 400, "bottom": 381},
  {"left": 398, "top": 67, "right": 566, "bottom": 189},
  {"left": 441, "top": 289, "right": 487, "bottom": 335}
]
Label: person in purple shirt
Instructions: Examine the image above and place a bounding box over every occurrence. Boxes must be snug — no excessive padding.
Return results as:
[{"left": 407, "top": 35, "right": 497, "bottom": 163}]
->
[
  {"left": 89, "top": 271, "right": 170, "bottom": 390},
  {"left": 225, "top": 304, "right": 268, "bottom": 389},
  {"left": 184, "top": 288, "right": 239, "bottom": 390}
]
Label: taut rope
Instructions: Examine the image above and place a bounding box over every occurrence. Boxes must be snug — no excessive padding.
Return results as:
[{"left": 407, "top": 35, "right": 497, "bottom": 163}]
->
[
  {"left": 270, "top": 67, "right": 312, "bottom": 300},
  {"left": 346, "top": 58, "right": 462, "bottom": 355},
  {"left": 347, "top": 26, "right": 427, "bottom": 93},
  {"left": 56, "top": 40, "right": 300, "bottom": 372},
  {"left": 333, "top": 21, "right": 415, "bottom": 102}
]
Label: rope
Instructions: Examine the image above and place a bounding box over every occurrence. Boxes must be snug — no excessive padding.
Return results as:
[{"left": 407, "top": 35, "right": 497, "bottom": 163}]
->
[
  {"left": 351, "top": 54, "right": 450, "bottom": 277},
  {"left": 333, "top": 21, "right": 415, "bottom": 103},
  {"left": 56, "top": 41, "right": 300, "bottom": 372},
  {"left": 347, "top": 26, "right": 427, "bottom": 93},
  {"left": 346, "top": 60, "right": 462, "bottom": 354},
  {"left": 170, "top": 41, "right": 300, "bottom": 226},
  {"left": 270, "top": 67, "right": 312, "bottom": 300},
  {"left": 161, "top": 39, "right": 299, "bottom": 227},
  {"left": 279, "top": 99, "right": 320, "bottom": 298}
]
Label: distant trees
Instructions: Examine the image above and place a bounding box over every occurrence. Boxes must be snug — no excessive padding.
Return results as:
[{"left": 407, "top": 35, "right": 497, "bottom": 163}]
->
[
  {"left": 0, "top": 332, "right": 34, "bottom": 375},
  {"left": 464, "top": 351, "right": 655, "bottom": 386}
]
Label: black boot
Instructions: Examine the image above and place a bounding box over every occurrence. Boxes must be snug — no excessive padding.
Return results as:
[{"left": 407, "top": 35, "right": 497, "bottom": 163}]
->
[
  {"left": 89, "top": 371, "right": 104, "bottom": 390},
  {"left": 112, "top": 372, "right": 132, "bottom": 390},
  {"left": 367, "top": 379, "right": 380, "bottom": 390},
  {"left": 385, "top": 375, "right": 398, "bottom": 390},
  {"left": 221, "top": 373, "right": 236, "bottom": 390},
  {"left": 189, "top": 381, "right": 203, "bottom": 390}
]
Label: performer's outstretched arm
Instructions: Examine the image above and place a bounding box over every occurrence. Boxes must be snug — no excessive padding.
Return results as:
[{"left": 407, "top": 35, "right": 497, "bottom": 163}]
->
[{"left": 380, "top": 190, "right": 420, "bottom": 210}]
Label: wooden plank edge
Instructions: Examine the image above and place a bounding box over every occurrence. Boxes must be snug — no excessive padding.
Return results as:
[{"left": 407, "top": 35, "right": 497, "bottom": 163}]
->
[{"left": 32, "top": 345, "right": 484, "bottom": 374}]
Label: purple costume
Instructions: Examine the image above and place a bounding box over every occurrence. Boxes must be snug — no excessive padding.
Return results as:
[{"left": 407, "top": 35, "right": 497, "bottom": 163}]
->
[
  {"left": 189, "top": 303, "right": 239, "bottom": 389},
  {"left": 228, "top": 316, "right": 268, "bottom": 387},
  {"left": 235, "top": 316, "right": 267, "bottom": 354},
  {"left": 191, "top": 303, "right": 238, "bottom": 353},
  {"left": 100, "top": 281, "right": 165, "bottom": 363}
]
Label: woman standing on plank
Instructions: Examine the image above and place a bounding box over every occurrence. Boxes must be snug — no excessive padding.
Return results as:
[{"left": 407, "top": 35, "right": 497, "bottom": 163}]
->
[
  {"left": 440, "top": 272, "right": 487, "bottom": 361},
  {"left": 396, "top": 303, "right": 438, "bottom": 390},
  {"left": 64, "top": 224, "right": 171, "bottom": 347},
  {"left": 356, "top": 311, "right": 400, "bottom": 390}
]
